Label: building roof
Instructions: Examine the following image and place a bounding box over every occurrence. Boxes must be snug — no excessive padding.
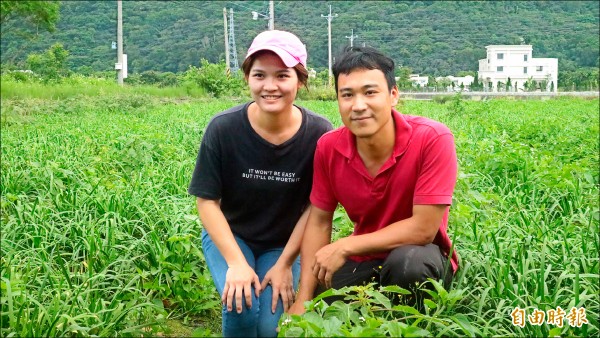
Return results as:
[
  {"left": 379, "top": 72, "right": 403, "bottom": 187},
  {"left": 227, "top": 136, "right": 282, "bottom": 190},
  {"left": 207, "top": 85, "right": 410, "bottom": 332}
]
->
[{"left": 485, "top": 45, "right": 532, "bottom": 50}]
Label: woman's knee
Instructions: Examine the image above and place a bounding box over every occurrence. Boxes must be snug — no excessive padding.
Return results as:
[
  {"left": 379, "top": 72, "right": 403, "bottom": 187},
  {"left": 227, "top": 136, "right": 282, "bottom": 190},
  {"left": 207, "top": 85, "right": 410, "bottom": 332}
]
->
[{"left": 221, "top": 297, "right": 260, "bottom": 335}]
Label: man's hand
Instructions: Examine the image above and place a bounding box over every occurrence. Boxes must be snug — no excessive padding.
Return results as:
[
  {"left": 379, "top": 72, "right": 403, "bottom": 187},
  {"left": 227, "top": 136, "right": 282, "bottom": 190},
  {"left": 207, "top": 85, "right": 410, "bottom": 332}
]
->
[
  {"left": 261, "top": 263, "right": 295, "bottom": 313},
  {"left": 287, "top": 299, "right": 307, "bottom": 315},
  {"left": 312, "top": 238, "right": 349, "bottom": 289},
  {"left": 223, "top": 263, "right": 261, "bottom": 313}
]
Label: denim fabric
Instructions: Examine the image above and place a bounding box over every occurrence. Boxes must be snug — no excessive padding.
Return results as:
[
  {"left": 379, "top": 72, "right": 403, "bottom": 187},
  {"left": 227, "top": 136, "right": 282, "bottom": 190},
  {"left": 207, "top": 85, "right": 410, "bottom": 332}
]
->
[{"left": 201, "top": 230, "right": 300, "bottom": 337}]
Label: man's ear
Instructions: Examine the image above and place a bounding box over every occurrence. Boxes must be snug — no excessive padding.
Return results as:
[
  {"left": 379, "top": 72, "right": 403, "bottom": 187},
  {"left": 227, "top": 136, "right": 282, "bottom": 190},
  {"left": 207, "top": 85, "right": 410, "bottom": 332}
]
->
[{"left": 390, "top": 85, "right": 400, "bottom": 106}]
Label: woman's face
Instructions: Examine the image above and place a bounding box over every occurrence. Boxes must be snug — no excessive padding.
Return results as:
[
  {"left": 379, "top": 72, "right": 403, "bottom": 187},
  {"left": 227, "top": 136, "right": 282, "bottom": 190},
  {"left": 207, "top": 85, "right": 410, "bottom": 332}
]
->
[{"left": 246, "top": 52, "right": 301, "bottom": 116}]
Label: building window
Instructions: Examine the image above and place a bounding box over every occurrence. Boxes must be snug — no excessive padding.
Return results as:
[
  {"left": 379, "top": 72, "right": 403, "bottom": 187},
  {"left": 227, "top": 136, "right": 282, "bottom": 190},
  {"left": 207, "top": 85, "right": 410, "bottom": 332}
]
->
[
  {"left": 524, "top": 54, "right": 528, "bottom": 61},
  {"left": 497, "top": 66, "right": 504, "bottom": 72},
  {"left": 497, "top": 53, "right": 504, "bottom": 60},
  {"left": 524, "top": 67, "right": 527, "bottom": 74},
  {"left": 536, "top": 66, "right": 543, "bottom": 72}
]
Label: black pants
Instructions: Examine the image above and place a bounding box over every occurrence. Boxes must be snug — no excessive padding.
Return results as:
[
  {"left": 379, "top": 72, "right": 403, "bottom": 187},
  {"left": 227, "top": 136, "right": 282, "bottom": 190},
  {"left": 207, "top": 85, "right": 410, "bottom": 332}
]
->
[{"left": 314, "top": 244, "right": 453, "bottom": 308}]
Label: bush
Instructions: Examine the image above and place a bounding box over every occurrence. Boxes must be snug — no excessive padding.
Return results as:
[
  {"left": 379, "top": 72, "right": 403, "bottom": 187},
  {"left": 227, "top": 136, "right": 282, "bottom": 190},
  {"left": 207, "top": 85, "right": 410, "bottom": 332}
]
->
[
  {"left": 279, "top": 281, "right": 473, "bottom": 337},
  {"left": 25, "top": 43, "right": 70, "bottom": 83},
  {"left": 181, "top": 59, "right": 244, "bottom": 97},
  {"left": 297, "top": 85, "right": 336, "bottom": 101},
  {"left": 125, "top": 71, "right": 179, "bottom": 87},
  {"left": 1, "top": 70, "right": 39, "bottom": 83},
  {"left": 433, "top": 94, "right": 454, "bottom": 104}
]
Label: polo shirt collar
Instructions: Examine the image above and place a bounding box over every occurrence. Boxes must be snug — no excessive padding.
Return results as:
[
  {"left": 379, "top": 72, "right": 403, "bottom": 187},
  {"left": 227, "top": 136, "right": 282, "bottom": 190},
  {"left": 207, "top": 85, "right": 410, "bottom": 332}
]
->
[{"left": 335, "top": 108, "right": 413, "bottom": 161}]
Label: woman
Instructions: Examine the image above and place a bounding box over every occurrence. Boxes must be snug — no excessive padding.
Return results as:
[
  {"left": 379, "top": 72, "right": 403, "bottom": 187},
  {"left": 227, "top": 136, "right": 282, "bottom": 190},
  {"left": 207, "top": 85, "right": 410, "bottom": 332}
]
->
[{"left": 188, "top": 30, "right": 332, "bottom": 337}]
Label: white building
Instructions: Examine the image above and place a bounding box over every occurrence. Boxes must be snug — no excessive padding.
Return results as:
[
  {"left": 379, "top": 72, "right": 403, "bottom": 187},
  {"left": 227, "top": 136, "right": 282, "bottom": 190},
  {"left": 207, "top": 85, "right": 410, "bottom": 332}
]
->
[
  {"left": 478, "top": 45, "right": 558, "bottom": 92},
  {"left": 409, "top": 74, "right": 429, "bottom": 87},
  {"left": 436, "top": 75, "right": 474, "bottom": 90}
]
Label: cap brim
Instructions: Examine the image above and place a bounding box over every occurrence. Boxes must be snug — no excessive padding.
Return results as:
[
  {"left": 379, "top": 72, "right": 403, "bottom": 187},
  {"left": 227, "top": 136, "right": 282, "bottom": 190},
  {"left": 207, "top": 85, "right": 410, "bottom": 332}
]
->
[{"left": 246, "top": 46, "right": 304, "bottom": 68}]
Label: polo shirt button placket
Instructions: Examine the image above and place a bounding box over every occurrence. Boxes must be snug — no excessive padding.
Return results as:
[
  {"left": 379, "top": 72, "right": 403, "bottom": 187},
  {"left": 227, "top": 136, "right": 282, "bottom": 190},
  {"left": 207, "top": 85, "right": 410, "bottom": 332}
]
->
[{"left": 371, "top": 175, "right": 386, "bottom": 197}]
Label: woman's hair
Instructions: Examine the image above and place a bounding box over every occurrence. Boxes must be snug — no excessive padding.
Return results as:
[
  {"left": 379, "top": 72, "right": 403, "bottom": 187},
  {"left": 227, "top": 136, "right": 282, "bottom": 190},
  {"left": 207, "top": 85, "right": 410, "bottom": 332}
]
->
[{"left": 241, "top": 50, "right": 309, "bottom": 89}]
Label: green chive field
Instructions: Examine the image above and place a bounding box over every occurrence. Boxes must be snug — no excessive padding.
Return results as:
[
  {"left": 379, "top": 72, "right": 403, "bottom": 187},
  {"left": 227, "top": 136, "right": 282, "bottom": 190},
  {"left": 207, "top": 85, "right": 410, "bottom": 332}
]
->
[{"left": 1, "top": 88, "right": 598, "bottom": 336}]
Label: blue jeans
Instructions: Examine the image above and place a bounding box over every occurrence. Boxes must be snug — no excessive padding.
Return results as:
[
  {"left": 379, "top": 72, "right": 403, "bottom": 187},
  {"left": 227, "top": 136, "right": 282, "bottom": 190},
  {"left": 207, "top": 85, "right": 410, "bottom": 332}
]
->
[{"left": 201, "top": 230, "right": 300, "bottom": 337}]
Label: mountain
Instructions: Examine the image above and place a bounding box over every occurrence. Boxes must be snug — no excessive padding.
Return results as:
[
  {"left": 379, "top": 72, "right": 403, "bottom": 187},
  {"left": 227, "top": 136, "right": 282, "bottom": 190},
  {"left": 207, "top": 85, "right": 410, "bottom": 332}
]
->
[{"left": 1, "top": 1, "right": 598, "bottom": 76}]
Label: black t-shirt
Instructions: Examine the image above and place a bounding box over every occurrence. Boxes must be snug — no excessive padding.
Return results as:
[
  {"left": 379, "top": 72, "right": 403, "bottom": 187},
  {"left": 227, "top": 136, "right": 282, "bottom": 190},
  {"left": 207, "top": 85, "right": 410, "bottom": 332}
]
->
[{"left": 188, "top": 102, "right": 333, "bottom": 251}]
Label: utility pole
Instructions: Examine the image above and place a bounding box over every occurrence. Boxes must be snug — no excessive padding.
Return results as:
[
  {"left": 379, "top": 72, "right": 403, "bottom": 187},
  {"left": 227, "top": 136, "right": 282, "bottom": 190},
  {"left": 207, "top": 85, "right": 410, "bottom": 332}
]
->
[
  {"left": 345, "top": 29, "right": 358, "bottom": 47},
  {"left": 269, "top": 0, "right": 274, "bottom": 30},
  {"left": 251, "top": 0, "right": 274, "bottom": 30},
  {"left": 228, "top": 8, "right": 240, "bottom": 73},
  {"left": 223, "top": 8, "right": 230, "bottom": 73},
  {"left": 116, "top": 0, "right": 123, "bottom": 85},
  {"left": 322, "top": 5, "right": 337, "bottom": 87}
]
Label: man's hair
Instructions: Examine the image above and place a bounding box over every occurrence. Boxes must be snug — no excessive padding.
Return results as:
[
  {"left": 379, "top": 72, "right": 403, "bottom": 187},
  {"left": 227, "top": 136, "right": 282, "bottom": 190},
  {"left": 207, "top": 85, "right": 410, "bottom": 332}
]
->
[{"left": 332, "top": 46, "right": 396, "bottom": 93}]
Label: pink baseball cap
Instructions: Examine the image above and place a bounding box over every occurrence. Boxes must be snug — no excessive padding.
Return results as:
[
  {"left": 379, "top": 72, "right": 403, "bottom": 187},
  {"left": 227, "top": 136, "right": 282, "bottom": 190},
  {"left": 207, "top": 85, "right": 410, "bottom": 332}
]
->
[{"left": 246, "top": 30, "right": 307, "bottom": 68}]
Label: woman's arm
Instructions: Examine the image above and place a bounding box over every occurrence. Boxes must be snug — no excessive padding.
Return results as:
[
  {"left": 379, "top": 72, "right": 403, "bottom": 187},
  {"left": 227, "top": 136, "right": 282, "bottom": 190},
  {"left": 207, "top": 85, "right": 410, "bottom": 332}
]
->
[
  {"left": 196, "top": 197, "right": 261, "bottom": 314},
  {"left": 260, "top": 204, "right": 311, "bottom": 313}
]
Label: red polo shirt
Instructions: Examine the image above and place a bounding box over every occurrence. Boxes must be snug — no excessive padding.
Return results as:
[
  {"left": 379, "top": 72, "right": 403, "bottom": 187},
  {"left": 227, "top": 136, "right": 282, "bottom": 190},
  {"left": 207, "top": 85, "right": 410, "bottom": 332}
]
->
[{"left": 310, "top": 109, "right": 459, "bottom": 272}]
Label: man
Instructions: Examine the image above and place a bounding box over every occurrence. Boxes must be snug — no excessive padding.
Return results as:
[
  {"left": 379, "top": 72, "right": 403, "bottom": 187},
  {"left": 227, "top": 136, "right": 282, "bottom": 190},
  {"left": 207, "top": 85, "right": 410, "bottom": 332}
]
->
[{"left": 288, "top": 46, "right": 458, "bottom": 314}]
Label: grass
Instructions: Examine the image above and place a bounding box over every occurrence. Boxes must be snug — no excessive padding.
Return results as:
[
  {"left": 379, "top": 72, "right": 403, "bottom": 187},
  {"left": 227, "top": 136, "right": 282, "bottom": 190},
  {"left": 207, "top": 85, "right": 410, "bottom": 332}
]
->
[
  {"left": 1, "top": 85, "right": 598, "bottom": 336},
  {"left": 0, "top": 75, "right": 214, "bottom": 100}
]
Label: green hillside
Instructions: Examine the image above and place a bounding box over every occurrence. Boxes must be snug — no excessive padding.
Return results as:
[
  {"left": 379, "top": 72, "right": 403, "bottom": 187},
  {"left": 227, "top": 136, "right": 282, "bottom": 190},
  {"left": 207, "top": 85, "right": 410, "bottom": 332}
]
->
[{"left": 1, "top": 1, "right": 598, "bottom": 76}]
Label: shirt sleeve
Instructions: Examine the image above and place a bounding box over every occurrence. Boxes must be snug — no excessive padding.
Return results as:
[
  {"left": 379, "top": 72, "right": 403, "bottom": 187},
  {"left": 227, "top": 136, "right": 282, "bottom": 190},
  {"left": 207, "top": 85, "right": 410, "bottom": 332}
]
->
[
  {"left": 188, "top": 124, "right": 222, "bottom": 200},
  {"left": 413, "top": 133, "right": 457, "bottom": 205},
  {"left": 309, "top": 140, "right": 338, "bottom": 212}
]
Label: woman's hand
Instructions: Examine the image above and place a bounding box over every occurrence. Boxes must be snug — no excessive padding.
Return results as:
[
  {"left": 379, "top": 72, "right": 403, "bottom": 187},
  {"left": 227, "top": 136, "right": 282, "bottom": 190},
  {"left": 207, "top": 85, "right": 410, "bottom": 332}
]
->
[
  {"left": 261, "top": 263, "right": 295, "bottom": 313},
  {"left": 223, "top": 263, "right": 262, "bottom": 314}
]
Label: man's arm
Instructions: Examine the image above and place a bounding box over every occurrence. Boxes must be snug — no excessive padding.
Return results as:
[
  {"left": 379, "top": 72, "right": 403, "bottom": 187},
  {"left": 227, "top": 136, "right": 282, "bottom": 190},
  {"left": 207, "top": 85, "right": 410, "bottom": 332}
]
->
[
  {"left": 312, "top": 204, "right": 446, "bottom": 289},
  {"left": 287, "top": 206, "right": 334, "bottom": 314}
]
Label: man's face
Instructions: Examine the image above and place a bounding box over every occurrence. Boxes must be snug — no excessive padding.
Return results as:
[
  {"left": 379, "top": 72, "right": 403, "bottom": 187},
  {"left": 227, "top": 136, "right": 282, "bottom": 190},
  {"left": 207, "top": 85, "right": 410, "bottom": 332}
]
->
[{"left": 337, "top": 68, "right": 399, "bottom": 139}]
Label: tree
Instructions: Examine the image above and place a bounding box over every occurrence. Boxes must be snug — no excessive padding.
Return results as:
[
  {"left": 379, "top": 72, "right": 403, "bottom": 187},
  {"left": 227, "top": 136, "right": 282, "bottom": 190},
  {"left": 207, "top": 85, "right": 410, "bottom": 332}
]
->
[
  {"left": 506, "top": 77, "right": 512, "bottom": 91},
  {"left": 497, "top": 81, "right": 504, "bottom": 92},
  {"left": 457, "top": 70, "right": 475, "bottom": 77},
  {"left": 26, "top": 43, "right": 70, "bottom": 81},
  {"left": 427, "top": 76, "right": 437, "bottom": 90},
  {"left": 471, "top": 74, "right": 480, "bottom": 91},
  {"left": 0, "top": 1, "right": 60, "bottom": 33},
  {"left": 539, "top": 79, "right": 548, "bottom": 92},
  {"left": 396, "top": 66, "right": 413, "bottom": 90},
  {"left": 437, "top": 77, "right": 452, "bottom": 92}
]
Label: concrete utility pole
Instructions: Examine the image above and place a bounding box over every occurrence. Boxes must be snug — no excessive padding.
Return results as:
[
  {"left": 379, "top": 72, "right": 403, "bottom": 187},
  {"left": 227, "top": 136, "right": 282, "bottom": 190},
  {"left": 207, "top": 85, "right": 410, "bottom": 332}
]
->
[
  {"left": 322, "top": 5, "right": 337, "bottom": 87},
  {"left": 223, "top": 8, "right": 230, "bottom": 73},
  {"left": 269, "top": 0, "right": 274, "bottom": 30},
  {"left": 116, "top": 0, "right": 123, "bottom": 85},
  {"left": 252, "top": 0, "right": 274, "bottom": 30},
  {"left": 345, "top": 29, "right": 358, "bottom": 47}
]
